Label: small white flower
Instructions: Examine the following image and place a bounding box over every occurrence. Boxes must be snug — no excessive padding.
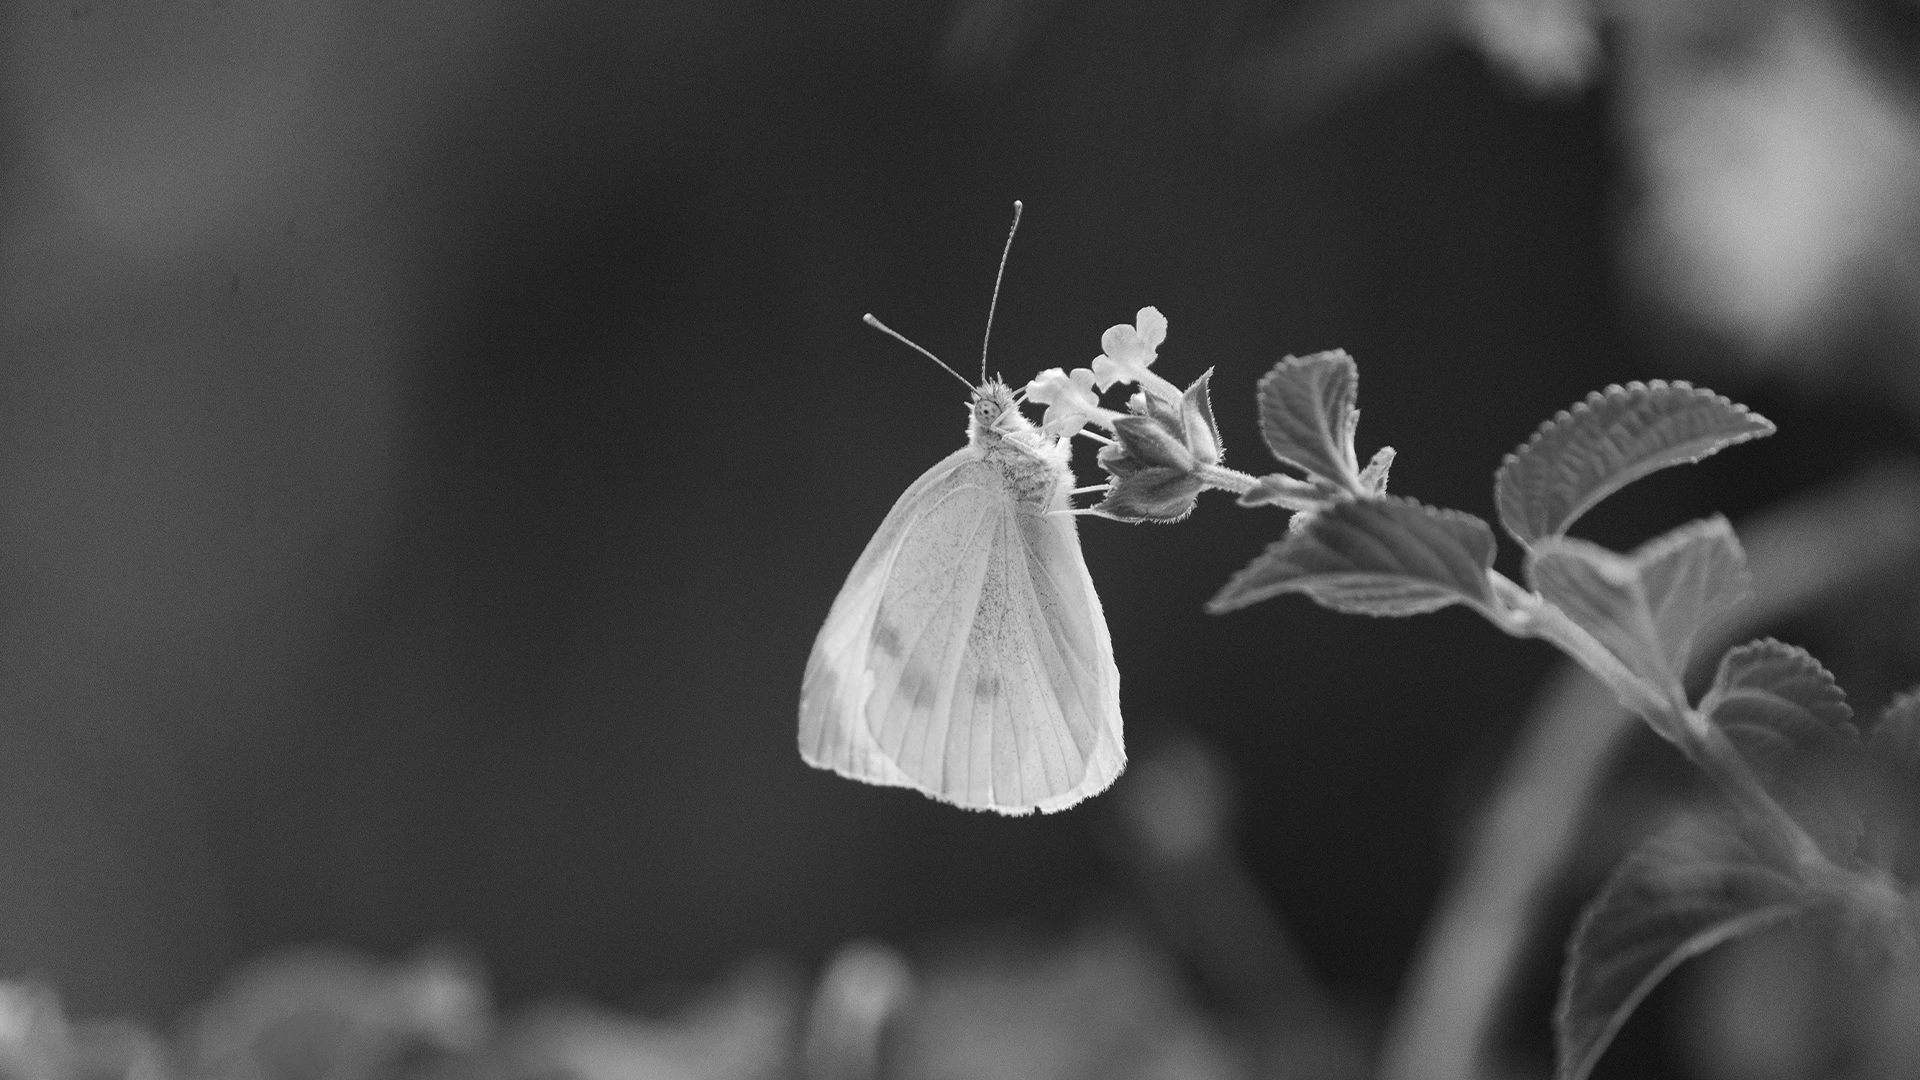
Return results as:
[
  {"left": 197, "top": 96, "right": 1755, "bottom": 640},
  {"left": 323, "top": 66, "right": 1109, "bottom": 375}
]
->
[
  {"left": 1092, "top": 307, "right": 1168, "bottom": 392},
  {"left": 1026, "top": 366, "right": 1120, "bottom": 436}
]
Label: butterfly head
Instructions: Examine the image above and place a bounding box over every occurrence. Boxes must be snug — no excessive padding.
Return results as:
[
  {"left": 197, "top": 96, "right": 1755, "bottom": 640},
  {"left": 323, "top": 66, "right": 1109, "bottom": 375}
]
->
[{"left": 968, "top": 378, "right": 1033, "bottom": 441}]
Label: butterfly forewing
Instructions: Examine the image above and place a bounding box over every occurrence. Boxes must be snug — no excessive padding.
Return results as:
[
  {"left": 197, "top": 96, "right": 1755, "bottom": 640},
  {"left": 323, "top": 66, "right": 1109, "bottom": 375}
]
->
[
  {"left": 974, "top": 501, "right": 1121, "bottom": 810},
  {"left": 798, "top": 446, "right": 978, "bottom": 791},
  {"left": 791, "top": 445, "right": 956, "bottom": 780}
]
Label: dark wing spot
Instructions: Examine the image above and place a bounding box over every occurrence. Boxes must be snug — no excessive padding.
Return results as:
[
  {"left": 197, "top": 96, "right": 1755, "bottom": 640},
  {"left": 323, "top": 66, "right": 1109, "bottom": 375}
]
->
[
  {"left": 872, "top": 620, "right": 903, "bottom": 658},
  {"left": 897, "top": 661, "right": 939, "bottom": 711}
]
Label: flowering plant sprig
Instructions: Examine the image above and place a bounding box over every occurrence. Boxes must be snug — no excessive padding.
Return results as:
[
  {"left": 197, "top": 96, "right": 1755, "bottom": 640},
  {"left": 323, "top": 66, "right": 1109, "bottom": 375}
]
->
[
  {"left": 1031, "top": 304, "right": 1920, "bottom": 1080},
  {"left": 1026, "top": 307, "right": 1326, "bottom": 523}
]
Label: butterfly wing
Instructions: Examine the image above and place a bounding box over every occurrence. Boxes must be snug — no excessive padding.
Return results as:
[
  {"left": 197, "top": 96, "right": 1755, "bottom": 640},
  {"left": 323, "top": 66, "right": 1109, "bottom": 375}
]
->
[
  {"left": 799, "top": 450, "right": 1123, "bottom": 814},
  {"left": 800, "top": 445, "right": 982, "bottom": 793},
  {"left": 945, "top": 483, "right": 1123, "bottom": 812}
]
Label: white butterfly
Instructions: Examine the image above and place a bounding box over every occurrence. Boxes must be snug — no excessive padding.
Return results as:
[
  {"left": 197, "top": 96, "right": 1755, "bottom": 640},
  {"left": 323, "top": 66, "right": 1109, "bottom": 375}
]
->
[
  {"left": 797, "top": 207, "right": 1123, "bottom": 814},
  {"left": 797, "top": 374, "right": 1124, "bottom": 814}
]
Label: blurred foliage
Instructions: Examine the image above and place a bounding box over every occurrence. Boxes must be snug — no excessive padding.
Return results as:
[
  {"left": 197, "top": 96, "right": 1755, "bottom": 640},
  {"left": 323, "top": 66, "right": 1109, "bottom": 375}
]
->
[
  {"left": 0, "top": 737, "right": 1369, "bottom": 1080},
  {"left": 939, "top": 0, "right": 1920, "bottom": 380}
]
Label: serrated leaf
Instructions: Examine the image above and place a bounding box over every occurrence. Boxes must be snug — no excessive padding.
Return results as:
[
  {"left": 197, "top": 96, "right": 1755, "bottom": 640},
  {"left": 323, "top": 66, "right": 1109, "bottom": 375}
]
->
[
  {"left": 1497, "top": 381, "right": 1774, "bottom": 546},
  {"left": 1209, "top": 497, "right": 1496, "bottom": 616},
  {"left": 1557, "top": 812, "right": 1813, "bottom": 1080},
  {"left": 1704, "top": 639, "right": 1854, "bottom": 773},
  {"left": 1528, "top": 517, "right": 1750, "bottom": 713},
  {"left": 1703, "top": 640, "right": 1861, "bottom": 857},
  {"left": 1257, "top": 351, "right": 1362, "bottom": 489}
]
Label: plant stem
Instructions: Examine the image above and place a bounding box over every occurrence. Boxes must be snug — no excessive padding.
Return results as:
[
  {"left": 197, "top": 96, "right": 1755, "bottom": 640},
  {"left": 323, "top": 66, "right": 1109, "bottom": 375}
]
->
[
  {"left": 1484, "top": 573, "right": 1679, "bottom": 735},
  {"left": 1684, "top": 715, "right": 1830, "bottom": 872},
  {"left": 1192, "top": 463, "right": 1261, "bottom": 495},
  {"left": 1486, "top": 569, "right": 1833, "bottom": 874}
]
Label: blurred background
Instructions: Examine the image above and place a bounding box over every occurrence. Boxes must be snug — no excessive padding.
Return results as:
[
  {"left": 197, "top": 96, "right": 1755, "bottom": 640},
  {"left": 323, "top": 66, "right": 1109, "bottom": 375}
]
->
[{"left": 3, "top": 0, "right": 1920, "bottom": 1077}]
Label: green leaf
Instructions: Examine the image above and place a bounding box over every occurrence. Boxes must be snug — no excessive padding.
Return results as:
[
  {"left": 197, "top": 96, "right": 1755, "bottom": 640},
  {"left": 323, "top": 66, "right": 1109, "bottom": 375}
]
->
[
  {"left": 1497, "top": 381, "right": 1774, "bottom": 546},
  {"left": 1257, "top": 351, "right": 1362, "bottom": 490},
  {"left": 1209, "top": 497, "right": 1496, "bottom": 616},
  {"left": 1703, "top": 639, "right": 1854, "bottom": 773},
  {"left": 1557, "top": 812, "right": 1813, "bottom": 1080},
  {"left": 1528, "top": 517, "right": 1750, "bottom": 712},
  {"left": 1702, "top": 640, "right": 1860, "bottom": 856}
]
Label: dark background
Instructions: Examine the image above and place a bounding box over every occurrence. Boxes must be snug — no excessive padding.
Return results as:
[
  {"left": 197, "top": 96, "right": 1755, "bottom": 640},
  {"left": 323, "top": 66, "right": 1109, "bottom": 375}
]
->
[{"left": 0, "top": 0, "right": 1910, "bottom": 1058}]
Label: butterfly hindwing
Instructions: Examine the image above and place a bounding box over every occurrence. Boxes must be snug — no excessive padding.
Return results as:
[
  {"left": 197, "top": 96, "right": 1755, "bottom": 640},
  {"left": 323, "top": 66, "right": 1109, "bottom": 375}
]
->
[{"left": 1005, "top": 498, "right": 1122, "bottom": 809}]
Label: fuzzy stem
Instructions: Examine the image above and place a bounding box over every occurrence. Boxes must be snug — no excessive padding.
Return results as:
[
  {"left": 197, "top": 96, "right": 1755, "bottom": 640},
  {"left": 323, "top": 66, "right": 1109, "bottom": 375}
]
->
[
  {"left": 1483, "top": 575, "right": 1677, "bottom": 730},
  {"left": 1191, "top": 463, "right": 1262, "bottom": 495}
]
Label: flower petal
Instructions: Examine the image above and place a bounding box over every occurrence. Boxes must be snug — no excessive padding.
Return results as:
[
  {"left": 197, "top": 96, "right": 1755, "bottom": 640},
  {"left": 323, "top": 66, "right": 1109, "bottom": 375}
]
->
[
  {"left": 1135, "top": 307, "right": 1166, "bottom": 349},
  {"left": 1025, "top": 368, "right": 1082, "bottom": 408},
  {"left": 1091, "top": 353, "right": 1131, "bottom": 393},
  {"left": 1028, "top": 367, "right": 1119, "bottom": 435}
]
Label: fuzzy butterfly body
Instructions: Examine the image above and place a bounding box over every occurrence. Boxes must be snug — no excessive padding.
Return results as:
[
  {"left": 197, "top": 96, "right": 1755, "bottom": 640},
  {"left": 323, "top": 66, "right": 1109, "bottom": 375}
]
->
[{"left": 798, "top": 378, "right": 1124, "bottom": 814}]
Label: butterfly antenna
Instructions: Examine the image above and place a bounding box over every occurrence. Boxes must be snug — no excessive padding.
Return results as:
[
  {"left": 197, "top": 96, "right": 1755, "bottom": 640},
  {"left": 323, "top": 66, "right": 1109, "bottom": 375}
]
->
[
  {"left": 863, "top": 314, "right": 975, "bottom": 391},
  {"left": 980, "top": 200, "right": 1022, "bottom": 382}
]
